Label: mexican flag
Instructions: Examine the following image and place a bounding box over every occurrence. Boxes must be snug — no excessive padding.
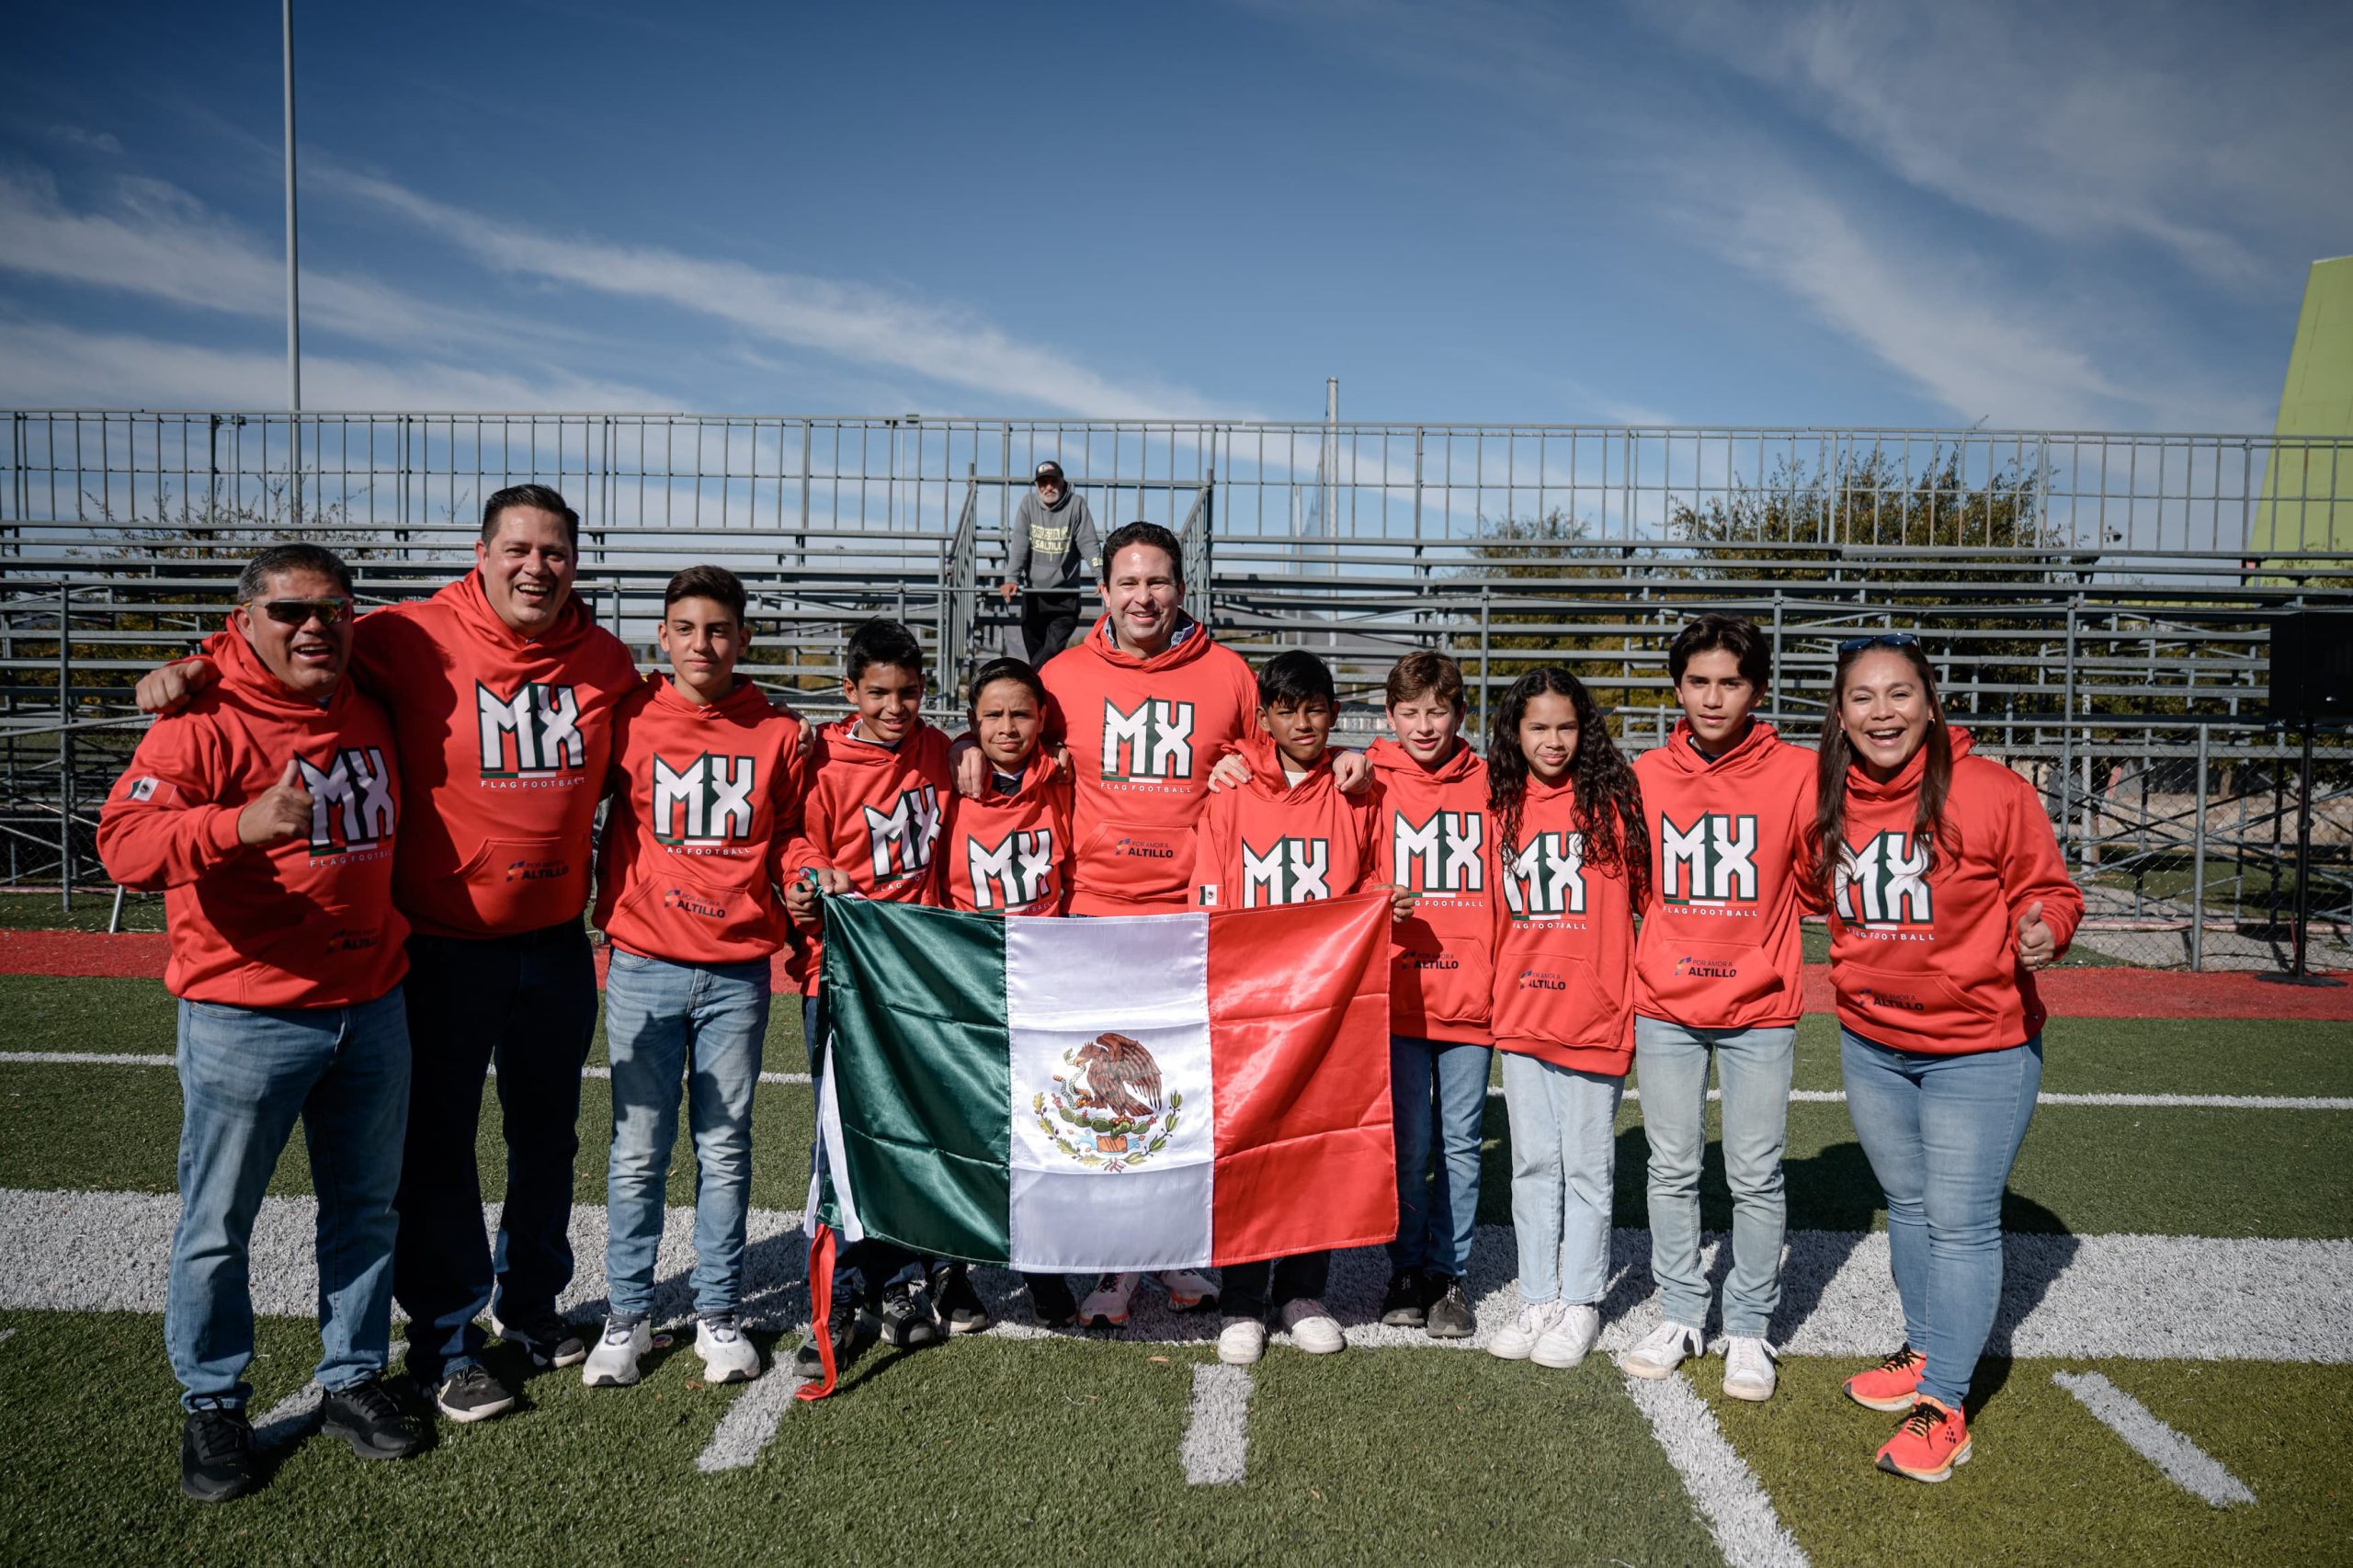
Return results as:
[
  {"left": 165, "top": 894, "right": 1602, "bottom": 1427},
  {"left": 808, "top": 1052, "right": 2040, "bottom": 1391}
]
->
[{"left": 807, "top": 892, "right": 1397, "bottom": 1280}]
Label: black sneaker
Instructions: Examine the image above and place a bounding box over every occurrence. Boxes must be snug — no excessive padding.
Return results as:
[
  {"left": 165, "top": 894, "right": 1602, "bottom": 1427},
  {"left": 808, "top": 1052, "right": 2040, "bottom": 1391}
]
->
[
  {"left": 933, "top": 1265, "right": 992, "bottom": 1335},
  {"left": 790, "top": 1294, "right": 870, "bottom": 1380},
  {"left": 433, "top": 1362, "right": 517, "bottom": 1424},
  {"left": 1426, "top": 1276, "right": 1475, "bottom": 1340},
  {"left": 1025, "top": 1272, "right": 1078, "bottom": 1328},
  {"left": 878, "top": 1278, "right": 942, "bottom": 1349},
  {"left": 492, "top": 1310, "right": 586, "bottom": 1369},
  {"left": 1381, "top": 1267, "right": 1429, "bottom": 1328},
  {"left": 179, "top": 1408, "right": 256, "bottom": 1504},
  {"left": 320, "top": 1376, "right": 426, "bottom": 1460}
]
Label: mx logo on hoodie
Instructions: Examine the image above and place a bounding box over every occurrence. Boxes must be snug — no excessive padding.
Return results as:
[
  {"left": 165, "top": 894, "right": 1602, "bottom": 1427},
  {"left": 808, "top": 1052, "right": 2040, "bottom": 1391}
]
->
[
  {"left": 1100, "top": 698, "right": 1195, "bottom": 781},
  {"left": 1658, "top": 812, "right": 1759, "bottom": 905},
  {"left": 476, "top": 681, "right": 584, "bottom": 778},
  {"left": 1392, "top": 809, "right": 1484, "bottom": 893},
  {"left": 863, "top": 785, "right": 942, "bottom": 884},
  {"left": 1502, "top": 832, "right": 1587, "bottom": 919},
  {"left": 967, "top": 829, "right": 1056, "bottom": 911},
  {"left": 300, "top": 747, "right": 395, "bottom": 857},
  {"left": 1836, "top": 832, "right": 1933, "bottom": 927},
  {"left": 1240, "top": 837, "right": 1331, "bottom": 906},
  {"left": 652, "top": 754, "right": 757, "bottom": 846}
]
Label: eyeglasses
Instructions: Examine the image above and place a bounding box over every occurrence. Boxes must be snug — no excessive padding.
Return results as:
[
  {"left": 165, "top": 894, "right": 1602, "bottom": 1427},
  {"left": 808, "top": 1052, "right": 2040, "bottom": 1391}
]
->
[
  {"left": 251, "top": 597, "right": 352, "bottom": 628},
  {"left": 1836, "top": 631, "right": 1921, "bottom": 655}
]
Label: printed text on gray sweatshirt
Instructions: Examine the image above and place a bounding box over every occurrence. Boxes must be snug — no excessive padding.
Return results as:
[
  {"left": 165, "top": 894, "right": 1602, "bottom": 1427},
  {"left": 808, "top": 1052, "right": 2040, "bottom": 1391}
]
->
[{"left": 1003, "top": 490, "right": 1101, "bottom": 594}]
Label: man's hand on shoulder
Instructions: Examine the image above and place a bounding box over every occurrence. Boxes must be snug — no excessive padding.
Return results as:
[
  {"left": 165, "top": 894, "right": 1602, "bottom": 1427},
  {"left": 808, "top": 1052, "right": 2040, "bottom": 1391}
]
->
[
  {"left": 1204, "top": 753, "right": 1251, "bottom": 793},
  {"left": 137, "top": 657, "right": 215, "bottom": 716},
  {"left": 1332, "top": 748, "right": 1371, "bottom": 795}
]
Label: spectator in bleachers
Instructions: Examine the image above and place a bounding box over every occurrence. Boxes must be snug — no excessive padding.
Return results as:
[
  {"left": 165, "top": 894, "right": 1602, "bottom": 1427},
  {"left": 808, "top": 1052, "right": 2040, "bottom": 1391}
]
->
[{"left": 998, "top": 460, "right": 1100, "bottom": 667}]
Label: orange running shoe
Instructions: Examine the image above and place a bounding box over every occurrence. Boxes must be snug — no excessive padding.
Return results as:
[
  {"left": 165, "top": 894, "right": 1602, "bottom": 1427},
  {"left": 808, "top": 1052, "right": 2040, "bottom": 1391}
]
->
[
  {"left": 1844, "top": 1345, "right": 1928, "bottom": 1412},
  {"left": 1876, "top": 1397, "right": 1972, "bottom": 1483}
]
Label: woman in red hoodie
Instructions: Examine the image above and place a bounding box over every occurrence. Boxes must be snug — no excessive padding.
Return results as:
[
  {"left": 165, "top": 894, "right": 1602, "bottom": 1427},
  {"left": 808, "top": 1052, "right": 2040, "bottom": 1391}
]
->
[{"left": 1808, "top": 634, "right": 2082, "bottom": 1484}]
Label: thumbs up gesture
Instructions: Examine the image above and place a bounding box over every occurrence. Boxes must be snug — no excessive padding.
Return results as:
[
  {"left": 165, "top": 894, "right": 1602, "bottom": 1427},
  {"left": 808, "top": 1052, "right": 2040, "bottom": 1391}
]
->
[
  {"left": 237, "top": 758, "right": 313, "bottom": 846},
  {"left": 2015, "top": 899, "right": 2055, "bottom": 971}
]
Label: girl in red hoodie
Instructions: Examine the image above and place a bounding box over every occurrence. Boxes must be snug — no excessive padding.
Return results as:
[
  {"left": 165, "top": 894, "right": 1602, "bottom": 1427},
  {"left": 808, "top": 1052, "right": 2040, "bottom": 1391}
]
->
[
  {"left": 1808, "top": 634, "right": 2082, "bottom": 1484},
  {"left": 1484, "top": 668, "right": 1649, "bottom": 1373}
]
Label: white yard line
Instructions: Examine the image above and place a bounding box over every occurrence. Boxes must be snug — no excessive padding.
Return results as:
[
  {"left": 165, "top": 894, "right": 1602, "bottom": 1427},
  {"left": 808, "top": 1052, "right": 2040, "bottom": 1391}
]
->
[
  {"left": 0, "top": 1052, "right": 813, "bottom": 1086},
  {"left": 0, "top": 1327, "right": 15, "bottom": 1346},
  {"left": 252, "top": 1383, "right": 323, "bottom": 1449},
  {"left": 1179, "top": 1363, "right": 1253, "bottom": 1485},
  {"left": 694, "top": 1369, "right": 806, "bottom": 1473},
  {"left": 1622, "top": 1372, "right": 1810, "bottom": 1568},
  {"left": 2052, "top": 1370, "right": 2256, "bottom": 1507}
]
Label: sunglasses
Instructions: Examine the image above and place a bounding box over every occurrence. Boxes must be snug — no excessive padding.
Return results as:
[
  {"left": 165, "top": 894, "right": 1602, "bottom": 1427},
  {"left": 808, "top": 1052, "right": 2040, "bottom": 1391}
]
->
[
  {"left": 1836, "top": 631, "right": 1921, "bottom": 655},
  {"left": 250, "top": 597, "right": 352, "bottom": 628}
]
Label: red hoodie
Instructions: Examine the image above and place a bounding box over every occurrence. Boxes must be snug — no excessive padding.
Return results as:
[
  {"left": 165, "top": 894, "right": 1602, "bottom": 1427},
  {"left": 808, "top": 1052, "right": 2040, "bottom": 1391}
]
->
[
  {"left": 1488, "top": 777, "right": 1638, "bottom": 1075},
  {"left": 1633, "top": 720, "right": 1817, "bottom": 1029},
  {"left": 97, "top": 626, "right": 407, "bottom": 1007},
  {"left": 1190, "top": 733, "right": 1377, "bottom": 909},
  {"left": 1826, "top": 730, "right": 2084, "bottom": 1055},
  {"left": 781, "top": 718, "right": 953, "bottom": 994},
  {"left": 1367, "top": 738, "right": 1493, "bottom": 1045},
  {"left": 594, "top": 674, "right": 806, "bottom": 964},
  {"left": 1042, "top": 617, "right": 1260, "bottom": 914},
  {"left": 941, "top": 747, "right": 1074, "bottom": 915}
]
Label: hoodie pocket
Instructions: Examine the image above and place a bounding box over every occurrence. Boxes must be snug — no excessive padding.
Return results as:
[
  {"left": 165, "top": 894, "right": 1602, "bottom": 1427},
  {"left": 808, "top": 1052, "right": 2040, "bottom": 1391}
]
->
[
  {"left": 1075, "top": 817, "right": 1189, "bottom": 903},
  {"left": 456, "top": 835, "right": 586, "bottom": 930},
  {"left": 1656, "top": 938, "right": 1790, "bottom": 1013},
  {"left": 1394, "top": 927, "right": 1493, "bottom": 1028},
  {"left": 1836, "top": 961, "right": 1994, "bottom": 1034}
]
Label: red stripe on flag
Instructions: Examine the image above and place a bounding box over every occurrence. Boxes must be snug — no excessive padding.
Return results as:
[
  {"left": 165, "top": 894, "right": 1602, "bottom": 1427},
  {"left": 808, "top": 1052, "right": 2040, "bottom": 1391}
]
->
[{"left": 1205, "top": 892, "right": 1396, "bottom": 1267}]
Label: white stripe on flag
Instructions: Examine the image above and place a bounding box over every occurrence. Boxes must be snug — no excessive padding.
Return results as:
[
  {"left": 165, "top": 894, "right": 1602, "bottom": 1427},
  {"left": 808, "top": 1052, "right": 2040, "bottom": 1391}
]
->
[
  {"left": 1004, "top": 911, "right": 1215, "bottom": 1272},
  {"left": 813, "top": 1040, "right": 866, "bottom": 1245}
]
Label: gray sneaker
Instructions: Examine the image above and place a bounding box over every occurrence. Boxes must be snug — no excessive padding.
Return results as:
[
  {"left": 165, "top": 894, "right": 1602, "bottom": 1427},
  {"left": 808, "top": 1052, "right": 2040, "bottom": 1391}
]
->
[
  {"left": 433, "top": 1363, "right": 517, "bottom": 1424},
  {"left": 492, "top": 1311, "right": 586, "bottom": 1369},
  {"left": 1425, "top": 1277, "right": 1476, "bottom": 1339}
]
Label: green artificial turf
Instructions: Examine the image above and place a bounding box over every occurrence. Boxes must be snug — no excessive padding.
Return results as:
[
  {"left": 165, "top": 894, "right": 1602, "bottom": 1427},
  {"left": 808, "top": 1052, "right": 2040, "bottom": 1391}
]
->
[{"left": 0, "top": 892, "right": 169, "bottom": 933}]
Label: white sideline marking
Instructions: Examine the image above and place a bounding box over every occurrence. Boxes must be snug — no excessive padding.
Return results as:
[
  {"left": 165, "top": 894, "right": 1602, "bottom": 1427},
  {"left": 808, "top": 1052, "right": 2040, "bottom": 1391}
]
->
[
  {"left": 0, "top": 1327, "right": 15, "bottom": 1346},
  {"left": 252, "top": 1383, "right": 322, "bottom": 1449},
  {"left": 0, "top": 1052, "right": 814, "bottom": 1086},
  {"left": 1623, "top": 1372, "right": 1810, "bottom": 1568},
  {"left": 1180, "top": 1363, "right": 1252, "bottom": 1485},
  {"left": 695, "top": 1370, "right": 805, "bottom": 1473},
  {"left": 2052, "top": 1370, "right": 2256, "bottom": 1507}
]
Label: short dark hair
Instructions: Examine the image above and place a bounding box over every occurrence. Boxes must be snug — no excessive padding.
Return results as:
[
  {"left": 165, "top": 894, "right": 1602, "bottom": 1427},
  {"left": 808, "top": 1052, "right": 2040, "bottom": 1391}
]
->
[
  {"left": 1257, "top": 649, "right": 1336, "bottom": 709},
  {"left": 664, "top": 563, "right": 747, "bottom": 624},
  {"left": 846, "top": 617, "right": 925, "bottom": 684},
  {"left": 1668, "top": 613, "right": 1770, "bottom": 687},
  {"left": 1099, "top": 521, "right": 1184, "bottom": 585},
  {"left": 1385, "top": 650, "right": 1465, "bottom": 710},
  {"left": 483, "top": 483, "right": 580, "bottom": 551},
  {"left": 237, "top": 541, "right": 353, "bottom": 600},
  {"left": 968, "top": 656, "right": 1046, "bottom": 712}
]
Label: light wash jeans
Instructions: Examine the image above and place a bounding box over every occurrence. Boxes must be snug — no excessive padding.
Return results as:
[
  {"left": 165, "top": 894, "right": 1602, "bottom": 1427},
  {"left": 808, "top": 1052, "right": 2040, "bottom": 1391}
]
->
[
  {"left": 166, "top": 991, "right": 409, "bottom": 1411},
  {"left": 603, "top": 949, "right": 770, "bottom": 1318},
  {"left": 1633, "top": 1016, "right": 1796, "bottom": 1338},
  {"left": 1499, "top": 1051, "right": 1622, "bottom": 1306},
  {"left": 1388, "top": 1035, "right": 1495, "bottom": 1280},
  {"left": 1841, "top": 1028, "right": 2042, "bottom": 1409}
]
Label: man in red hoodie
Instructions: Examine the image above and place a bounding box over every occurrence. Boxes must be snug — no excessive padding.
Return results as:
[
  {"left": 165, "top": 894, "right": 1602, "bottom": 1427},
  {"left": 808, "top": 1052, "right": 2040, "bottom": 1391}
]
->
[
  {"left": 136, "top": 486, "right": 640, "bottom": 1423},
  {"left": 100, "top": 544, "right": 423, "bottom": 1503}
]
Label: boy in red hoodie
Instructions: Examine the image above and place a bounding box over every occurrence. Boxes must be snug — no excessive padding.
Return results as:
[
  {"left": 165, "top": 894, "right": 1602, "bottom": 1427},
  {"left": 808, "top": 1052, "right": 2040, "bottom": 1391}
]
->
[
  {"left": 780, "top": 618, "right": 963, "bottom": 1369},
  {"left": 1189, "top": 650, "right": 1408, "bottom": 1366},
  {"left": 98, "top": 544, "right": 423, "bottom": 1502},
  {"left": 580, "top": 566, "right": 803, "bottom": 1392},
  {"left": 1366, "top": 652, "right": 1492, "bottom": 1341},
  {"left": 1620, "top": 615, "right": 1817, "bottom": 1403}
]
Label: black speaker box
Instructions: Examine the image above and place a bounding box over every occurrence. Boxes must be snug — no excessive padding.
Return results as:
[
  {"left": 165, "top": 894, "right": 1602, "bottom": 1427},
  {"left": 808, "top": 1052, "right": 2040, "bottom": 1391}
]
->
[{"left": 2268, "top": 612, "right": 2353, "bottom": 727}]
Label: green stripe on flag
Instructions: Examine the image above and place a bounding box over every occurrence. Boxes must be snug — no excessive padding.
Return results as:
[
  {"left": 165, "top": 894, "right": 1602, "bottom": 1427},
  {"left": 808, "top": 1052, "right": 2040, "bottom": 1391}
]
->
[{"left": 822, "top": 898, "right": 1014, "bottom": 1263}]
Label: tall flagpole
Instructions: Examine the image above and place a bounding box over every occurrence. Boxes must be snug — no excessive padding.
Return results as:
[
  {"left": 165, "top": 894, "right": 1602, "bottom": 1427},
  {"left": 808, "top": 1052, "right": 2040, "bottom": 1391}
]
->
[{"left": 283, "top": 0, "right": 301, "bottom": 415}]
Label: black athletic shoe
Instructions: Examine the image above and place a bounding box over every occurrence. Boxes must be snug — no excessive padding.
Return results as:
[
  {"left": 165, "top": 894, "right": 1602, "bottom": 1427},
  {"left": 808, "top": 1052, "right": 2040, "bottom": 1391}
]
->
[
  {"left": 1425, "top": 1276, "right": 1475, "bottom": 1340},
  {"left": 433, "top": 1362, "right": 517, "bottom": 1424},
  {"left": 492, "top": 1311, "right": 586, "bottom": 1369},
  {"left": 1025, "top": 1272, "right": 1079, "bottom": 1329},
  {"left": 878, "top": 1278, "right": 943, "bottom": 1349},
  {"left": 1381, "top": 1267, "right": 1429, "bottom": 1328},
  {"left": 320, "top": 1376, "right": 426, "bottom": 1460},
  {"left": 933, "top": 1264, "right": 993, "bottom": 1335},
  {"left": 790, "top": 1295, "right": 871, "bottom": 1380},
  {"left": 180, "top": 1408, "right": 256, "bottom": 1504}
]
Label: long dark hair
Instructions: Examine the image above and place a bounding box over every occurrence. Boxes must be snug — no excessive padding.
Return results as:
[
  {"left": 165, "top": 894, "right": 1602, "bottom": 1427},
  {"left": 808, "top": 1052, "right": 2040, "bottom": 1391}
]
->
[
  {"left": 1805, "top": 639, "right": 1955, "bottom": 910},
  {"left": 1486, "top": 666, "right": 1650, "bottom": 904}
]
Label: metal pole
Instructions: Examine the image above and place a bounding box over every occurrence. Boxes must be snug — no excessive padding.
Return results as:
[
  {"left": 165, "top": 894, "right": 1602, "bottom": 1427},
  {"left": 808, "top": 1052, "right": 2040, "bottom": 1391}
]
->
[
  {"left": 57, "top": 580, "right": 71, "bottom": 914},
  {"left": 2189, "top": 723, "right": 2210, "bottom": 971},
  {"left": 282, "top": 0, "right": 302, "bottom": 414},
  {"left": 2290, "top": 729, "right": 2315, "bottom": 979},
  {"left": 1478, "top": 586, "right": 1491, "bottom": 742}
]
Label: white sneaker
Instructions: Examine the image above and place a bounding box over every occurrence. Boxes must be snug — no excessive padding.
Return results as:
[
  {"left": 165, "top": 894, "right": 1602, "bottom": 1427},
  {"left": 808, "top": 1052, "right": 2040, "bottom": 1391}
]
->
[
  {"left": 1216, "top": 1317, "right": 1267, "bottom": 1366},
  {"left": 1157, "top": 1269, "right": 1220, "bottom": 1312},
  {"left": 1489, "top": 1299, "right": 1566, "bottom": 1361},
  {"left": 1531, "top": 1304, "right": 1601, "bottom": 1369},
  {"left": 1279, "top": 1299, "right": 1345, "bottom": 1355},
  {"left": 1619, "top": 1320, "right": 1704, "bottom": 1380},
  {"left": 1081, "top": 1271, "right": 1140, "bottom": 1327},
  {"left": 580, "top": 1316, "right": 650, "bottom": 1388},
  {"left": 695, "top": 1315, "right": 762, "bottom": 1384},
  {"left": 1721, "top": 1336, "right": 1779, "bottom": 1402}
]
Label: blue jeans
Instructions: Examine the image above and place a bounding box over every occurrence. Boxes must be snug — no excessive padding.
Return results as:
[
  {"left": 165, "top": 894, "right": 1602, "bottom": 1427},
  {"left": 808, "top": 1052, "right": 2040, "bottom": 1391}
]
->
[
  {"left": 393, "top": 922, "right": 597, "bottom": 1382},
  {"left": 604, "top": 949, "right": 770, "bottom": 1319},
  {"left": 1634, "top": 1017, "right": 1795, "bottom": 1338},
  {"left": 1387, "top": 1034, "right": 1494, "bottom": 1279},
  {"left": 1841, "top": 1028, "right": 2042, "bottom": 1409},
  {"left": 166, "top": 992, "right": 409, "bottom": 1411},
  {"left": 1498, "top": 1052, "right": 1621, "bottom": 1307},
  {"left": 803, "top": 993, "right": 922, "bottom": 1302}
]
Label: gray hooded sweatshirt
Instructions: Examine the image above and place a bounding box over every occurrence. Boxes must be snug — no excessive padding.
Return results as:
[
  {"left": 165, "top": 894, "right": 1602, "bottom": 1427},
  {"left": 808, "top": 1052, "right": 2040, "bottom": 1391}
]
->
[{"left": 1003, "top": 488, "right": 1101, "bottom": 594}]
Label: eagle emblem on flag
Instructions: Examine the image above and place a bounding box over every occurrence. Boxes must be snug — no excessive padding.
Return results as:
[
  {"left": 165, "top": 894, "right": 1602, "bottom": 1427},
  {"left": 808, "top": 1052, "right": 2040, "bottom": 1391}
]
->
[{"left": 1034, "top": 1031, "right": 1185, "bottom": 1173}]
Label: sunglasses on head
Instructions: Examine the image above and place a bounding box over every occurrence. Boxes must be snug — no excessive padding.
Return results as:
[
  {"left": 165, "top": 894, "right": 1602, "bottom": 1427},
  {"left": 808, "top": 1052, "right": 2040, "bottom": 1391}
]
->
[
  {"left": 1836, "top": 631, "right": 1921, "bottom": 655},
  {"left": 251, "top": 597, "right": 351, "bottom": 628}
]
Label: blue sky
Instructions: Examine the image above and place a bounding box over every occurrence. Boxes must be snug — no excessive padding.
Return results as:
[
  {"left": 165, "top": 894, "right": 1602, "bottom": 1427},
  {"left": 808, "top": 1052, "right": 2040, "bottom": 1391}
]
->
[{"left": 1, "top": 0, "right": 2346, "bottom": 431}]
